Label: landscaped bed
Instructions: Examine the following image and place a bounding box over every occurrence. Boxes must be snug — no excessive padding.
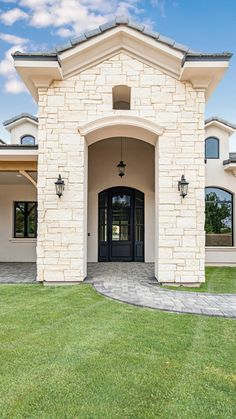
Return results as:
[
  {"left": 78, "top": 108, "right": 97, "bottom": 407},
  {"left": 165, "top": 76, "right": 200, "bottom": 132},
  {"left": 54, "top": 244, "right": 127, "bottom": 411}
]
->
[
  {"left": 0, "top": 283, "right": 235, "bottom": 418},
  {"left": 162, "top": 267, "right": 236, "bottom": 294}
]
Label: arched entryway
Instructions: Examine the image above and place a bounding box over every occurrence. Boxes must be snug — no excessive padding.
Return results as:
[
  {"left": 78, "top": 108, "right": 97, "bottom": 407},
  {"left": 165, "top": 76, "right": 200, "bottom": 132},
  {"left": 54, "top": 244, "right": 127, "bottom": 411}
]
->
[{"left": 98, "top": 187, "right": 144, "bottom": 262}]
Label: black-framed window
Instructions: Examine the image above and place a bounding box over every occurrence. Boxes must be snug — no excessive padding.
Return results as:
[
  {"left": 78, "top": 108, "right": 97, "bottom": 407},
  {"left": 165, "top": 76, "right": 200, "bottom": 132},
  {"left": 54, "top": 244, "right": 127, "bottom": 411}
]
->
[
  {"left": 205, "top": 137, "right": 219, "bottom": 159},
  {"left": 14, "top": 202, "right": 37, "bottom": 238},
  {"left": 21, "top": 135, "right": 35, "bottom": 145},
  {"left": 205, "top": 187, "right": 233, "bottom": 246}
]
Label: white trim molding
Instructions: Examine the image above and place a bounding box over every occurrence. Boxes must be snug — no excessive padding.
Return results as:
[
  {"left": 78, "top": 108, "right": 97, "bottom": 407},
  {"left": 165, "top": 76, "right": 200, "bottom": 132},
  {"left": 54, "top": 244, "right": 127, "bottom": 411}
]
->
[{"left": 79, "top": 114, "right": 164, "bottom": 146}]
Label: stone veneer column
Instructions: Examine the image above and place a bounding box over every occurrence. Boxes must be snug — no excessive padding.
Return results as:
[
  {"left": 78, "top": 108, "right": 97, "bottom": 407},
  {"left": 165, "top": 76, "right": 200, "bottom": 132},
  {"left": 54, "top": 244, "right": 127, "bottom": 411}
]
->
[
  {"left": 37, "top": 88, "right": 88, "bottom": 283},
  {"left": 155, "top": 101, "right": 205, "bottom": 284}
]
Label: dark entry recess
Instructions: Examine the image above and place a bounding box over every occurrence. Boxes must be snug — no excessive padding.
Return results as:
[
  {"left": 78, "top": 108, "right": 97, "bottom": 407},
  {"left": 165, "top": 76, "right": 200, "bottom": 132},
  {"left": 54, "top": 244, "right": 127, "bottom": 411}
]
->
[{"left": 98, "top": 187, "right": 144, "bottom": 262}]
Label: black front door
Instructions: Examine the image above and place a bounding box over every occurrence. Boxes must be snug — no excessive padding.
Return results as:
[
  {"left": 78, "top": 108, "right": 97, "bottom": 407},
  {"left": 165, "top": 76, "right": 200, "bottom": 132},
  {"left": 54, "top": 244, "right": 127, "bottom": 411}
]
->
[{"left": 98, "top": 187, "right": 144, "bottom": 262}]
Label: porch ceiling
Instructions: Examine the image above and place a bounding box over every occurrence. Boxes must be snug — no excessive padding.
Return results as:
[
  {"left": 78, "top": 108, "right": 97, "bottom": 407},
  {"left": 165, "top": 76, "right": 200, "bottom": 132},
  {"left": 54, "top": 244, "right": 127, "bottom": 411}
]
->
[{"left": 0, "top": 171, "right": 37, "bottom": 185}]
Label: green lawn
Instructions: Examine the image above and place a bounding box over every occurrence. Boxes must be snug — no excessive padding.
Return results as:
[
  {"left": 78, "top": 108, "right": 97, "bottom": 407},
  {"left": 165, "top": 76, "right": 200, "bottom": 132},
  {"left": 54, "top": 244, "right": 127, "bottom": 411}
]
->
[
  {"left": 162, "top": 267, "right": 236, "bottom": 294},
  {"left": 0, "top": 284, "right": 235, "bottom": 418}
]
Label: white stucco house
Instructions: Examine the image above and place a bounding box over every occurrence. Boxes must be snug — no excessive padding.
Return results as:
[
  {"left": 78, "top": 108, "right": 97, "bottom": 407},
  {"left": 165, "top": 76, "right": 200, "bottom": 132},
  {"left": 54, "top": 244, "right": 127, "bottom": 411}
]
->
[{"left": 0, "top": 17, "right": 235, "bottom": 285}]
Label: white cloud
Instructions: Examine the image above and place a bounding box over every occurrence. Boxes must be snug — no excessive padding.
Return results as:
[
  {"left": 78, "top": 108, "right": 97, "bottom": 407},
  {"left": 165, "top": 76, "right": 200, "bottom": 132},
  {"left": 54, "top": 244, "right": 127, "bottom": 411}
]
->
[
  {"left": 0, "top": 0, "right": 159, "bottom": 94},
  {"left": 0, "top": 44, "right": 27, "bottom": 94},
  {"left": 5, "top": 77, "right": 26, "bottom": 93},
  {"left": 0, "top": 7, "right": 28, "bottom": 25},
  {"left": 55, "top": 27, "right": 74, "bottom": 38},
  {"left": 0, "top": 33, "right": 28, "bottom": 44},
  {"left": 151, "top": 0, "right": 166, "bottom": 18},
  {"left": 0, "top": 1, "right": 149, "bottom": 36}
]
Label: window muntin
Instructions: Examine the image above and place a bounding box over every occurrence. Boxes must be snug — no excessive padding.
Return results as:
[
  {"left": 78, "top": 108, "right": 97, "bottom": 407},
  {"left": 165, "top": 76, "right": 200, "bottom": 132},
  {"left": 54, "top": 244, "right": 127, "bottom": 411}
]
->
[
  {"left": 14, "top": 202, "right": 37, "bottom": 238},
  {"left": 21, "top": 135, "right": 35, "bottom": 145},
  {"left": 205, "top": 188, "right": 233, "bottom": 246},
  {"left": 205, "top": 137, "right": 219, "bottom": 159}
]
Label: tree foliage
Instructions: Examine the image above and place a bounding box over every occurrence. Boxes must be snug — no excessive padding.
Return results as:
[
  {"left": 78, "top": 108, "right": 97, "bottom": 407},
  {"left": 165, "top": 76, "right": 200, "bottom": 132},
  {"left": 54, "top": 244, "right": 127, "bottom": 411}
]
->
[{"left": 205, "top": 192, "right": 231, "bottom": 234}]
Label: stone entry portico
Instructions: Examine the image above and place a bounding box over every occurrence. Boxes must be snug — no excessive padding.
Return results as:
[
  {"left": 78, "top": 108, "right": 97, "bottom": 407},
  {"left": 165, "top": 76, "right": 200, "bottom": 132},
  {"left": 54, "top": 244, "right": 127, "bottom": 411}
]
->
[{"left": 12, "top": 17, "right": 232, "bottom": 285}]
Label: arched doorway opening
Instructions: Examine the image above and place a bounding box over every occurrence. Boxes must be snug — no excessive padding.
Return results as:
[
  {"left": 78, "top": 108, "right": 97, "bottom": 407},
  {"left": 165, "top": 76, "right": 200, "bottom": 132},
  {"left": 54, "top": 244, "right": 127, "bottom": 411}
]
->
[{"left": 98, "top": 187, "right": 144, "bottom": 262}]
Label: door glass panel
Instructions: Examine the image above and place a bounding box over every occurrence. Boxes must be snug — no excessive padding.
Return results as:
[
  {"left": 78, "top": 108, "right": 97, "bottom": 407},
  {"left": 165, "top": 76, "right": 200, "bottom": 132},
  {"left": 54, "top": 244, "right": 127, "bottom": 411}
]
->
[
  {"left": 111, "top": 193, "right": 131, "bottom": 241},
  {"left": 135, "top": 192, "right": 144, "bottom": 243},
  {"left": 112, "top": 194, "right": 130, "bottom": 208},
  {"left": 99, "top": 192, "right": 108, "bottom": 242}
]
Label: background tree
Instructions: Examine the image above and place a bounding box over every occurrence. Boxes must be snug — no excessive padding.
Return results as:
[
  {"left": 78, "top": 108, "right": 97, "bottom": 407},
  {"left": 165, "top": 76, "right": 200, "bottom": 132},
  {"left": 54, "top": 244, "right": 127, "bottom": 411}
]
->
[{"left": 205, "top": 192, "right": 231, "bottom": 234}]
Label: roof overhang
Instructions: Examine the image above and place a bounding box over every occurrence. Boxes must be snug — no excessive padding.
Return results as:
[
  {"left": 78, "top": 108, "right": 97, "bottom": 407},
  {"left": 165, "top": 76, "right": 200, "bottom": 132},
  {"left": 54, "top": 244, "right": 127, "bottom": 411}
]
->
[
  {"left": 4, "top": 116, "right": 38, "bottom": 132},
  {"left": 13, "top": 24, "right": 232, "bottom": 103},
  {"left": 205, "top": 119, "right": 236, "bottom": 134},
  {"left": 0, "top": 146, "right": 38, "bottom": 161},
  {"left": 59, "top": 26, "right": 184, "bottom": 79},
  {"left": 180, "top": 60, "right": 230, "bottom": 100},
  {"left": 14, "top": 59, "right": 62, "bottom": 101},
  {"left": 223, "top": 162, "right": 236, "bottom": 177}
]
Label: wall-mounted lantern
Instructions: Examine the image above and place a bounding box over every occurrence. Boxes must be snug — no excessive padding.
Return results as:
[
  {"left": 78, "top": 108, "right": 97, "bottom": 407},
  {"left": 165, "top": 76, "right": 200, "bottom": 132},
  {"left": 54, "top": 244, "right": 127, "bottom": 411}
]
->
[
  {"left": 55, "top": 174, "right": 65, "bottom": 198},
  {"left": 178, "top": 174, "right": 189, "bottom": 198}
]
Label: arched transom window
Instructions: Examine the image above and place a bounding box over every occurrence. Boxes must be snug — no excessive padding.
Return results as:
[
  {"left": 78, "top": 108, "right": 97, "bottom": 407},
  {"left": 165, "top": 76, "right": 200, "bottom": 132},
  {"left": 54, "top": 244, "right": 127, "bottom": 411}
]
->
[
  {"left": 205, "top": 187, "right": 233, "bottom": 246},
  {"left": 21, "top": 135, "right": 35, "bottom": 145},
  {"left": 205, "top": 137, "right": 219, "bottom": 159}
]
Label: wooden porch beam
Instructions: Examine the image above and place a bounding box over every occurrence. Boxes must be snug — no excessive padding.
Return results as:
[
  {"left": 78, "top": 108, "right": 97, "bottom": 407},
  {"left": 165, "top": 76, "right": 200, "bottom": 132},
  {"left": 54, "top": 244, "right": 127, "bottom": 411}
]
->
[
  {"left": 19, "top": 170, "right": 37, "bottom": 188},
  {"left": 0, "top": 161, "right": 37, "bottom": 171}
]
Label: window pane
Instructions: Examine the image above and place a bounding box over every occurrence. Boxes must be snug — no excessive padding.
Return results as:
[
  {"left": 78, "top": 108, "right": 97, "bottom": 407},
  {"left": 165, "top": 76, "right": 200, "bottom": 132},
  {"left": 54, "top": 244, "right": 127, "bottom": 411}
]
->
[
  {"left": 14, "top": 202, "right": 37, "bottom": 238},
  {"left": 112, "top": 194, "right": 130, "bottom": 207},
  {"left": 205, "top": 188, "right": 233, "bottom": 246},
  {"left": 21, "top": 136, "right": 35, "bottom": 145},
  {"left": 27, "top": 204, "right": 37, "bottom": 237},
  {"left": 136, "top": 207, "right": 144, "bottom": 224},
  {"left": 205, "top": 137, "right": 219, "bottom": 159},
  {"left": 112, "top": 224, "right": 120, "bottom": 241},
  {"left": 15, "top": 206, "right": 25, "bottom": 237},
  {"left": 112, "top": 223, "right": 130, "bottom": 241},
  {"left": 99, "top": 225, "right": 107, "bottom": 241},
  {"left": 136, "top": 225, "right": 144, "bottom": 242}
]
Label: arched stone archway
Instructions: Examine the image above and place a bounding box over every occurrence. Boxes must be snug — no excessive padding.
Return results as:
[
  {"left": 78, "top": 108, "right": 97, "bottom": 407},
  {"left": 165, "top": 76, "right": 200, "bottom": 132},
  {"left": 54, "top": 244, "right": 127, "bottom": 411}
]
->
[{"left": 79, "top": 114, "right": 164, "bottom": 146}]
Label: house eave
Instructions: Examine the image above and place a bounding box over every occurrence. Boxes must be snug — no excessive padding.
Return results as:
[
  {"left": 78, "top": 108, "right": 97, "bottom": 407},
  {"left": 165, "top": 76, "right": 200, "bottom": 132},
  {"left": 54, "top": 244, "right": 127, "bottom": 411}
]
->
[
  {"left": 0, "top": 146, "right": 38, "bottom": 162},
  {"left": 205, "top": 117, "right": 236, "bottom": 133},
  {"left": 12, "top": 19, "right": 232, "bottom": 102},
  {"left": 14, "top": 60, "right": 63, "bottom": 101},
  {"left": 180, "top": 60, "right": 230, "bottom": 100}
]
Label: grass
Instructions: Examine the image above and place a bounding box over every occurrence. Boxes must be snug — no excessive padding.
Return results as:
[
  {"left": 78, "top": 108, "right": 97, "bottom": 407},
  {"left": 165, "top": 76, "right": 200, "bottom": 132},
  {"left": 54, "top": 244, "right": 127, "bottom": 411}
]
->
[
  {"left": 162, "top": 267, "right": 236, "bottom": 294},
  {"left": 0, "top": 284, "right": 235, "bottom": 418}
]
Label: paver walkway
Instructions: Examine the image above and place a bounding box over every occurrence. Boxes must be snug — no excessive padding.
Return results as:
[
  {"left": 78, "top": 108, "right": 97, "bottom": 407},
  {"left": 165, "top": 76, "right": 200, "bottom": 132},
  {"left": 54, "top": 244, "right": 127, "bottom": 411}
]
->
[
  {"left": 0, "top": 263, "right": 36, "bottom": 283},
  {"left": 0, "top": 262, "right": 235, "bottom": 318},
  {"left": 87, "top": 262, "right": 236, "bottom": 318}
]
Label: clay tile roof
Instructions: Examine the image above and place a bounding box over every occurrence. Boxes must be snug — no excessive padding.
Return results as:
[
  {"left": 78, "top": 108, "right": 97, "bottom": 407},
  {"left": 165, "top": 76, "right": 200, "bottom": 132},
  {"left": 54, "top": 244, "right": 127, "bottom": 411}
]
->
[
  {"left": 205, "top": 116, "right": 236, "bottom": 130},
  {"left": 3, "top": 113, "right": 38, "bottom": 126},
  {"left": 12, "top": 16, "right": 232, "bottom": 62}
]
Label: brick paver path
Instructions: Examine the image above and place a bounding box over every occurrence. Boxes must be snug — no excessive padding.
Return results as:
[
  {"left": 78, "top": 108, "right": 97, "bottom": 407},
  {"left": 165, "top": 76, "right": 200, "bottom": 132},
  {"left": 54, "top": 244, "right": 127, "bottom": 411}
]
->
[
  {"left": 0, "top": 263, "right": 36, "bottom": 283},
  {"left": 88, "top": 262, "right": 236, "bottom": 318},
  {"left": 0, "top": 262, "right": 235, "bottom": 318}
]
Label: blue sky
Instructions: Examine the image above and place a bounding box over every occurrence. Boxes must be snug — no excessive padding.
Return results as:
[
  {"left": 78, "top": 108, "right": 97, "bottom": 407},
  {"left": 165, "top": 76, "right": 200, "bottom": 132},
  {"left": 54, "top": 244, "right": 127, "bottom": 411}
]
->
[{"left": 0, "top": 0, "right": 236, "bottom": 146}]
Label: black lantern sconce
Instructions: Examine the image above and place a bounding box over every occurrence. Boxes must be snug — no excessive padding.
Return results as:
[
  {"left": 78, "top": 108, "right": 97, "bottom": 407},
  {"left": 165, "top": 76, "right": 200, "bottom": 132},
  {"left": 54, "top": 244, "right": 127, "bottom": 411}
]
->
[
  {"left": 55, "top": 174, "right": 65, "bottom": 198},
  {"left": 117, "top": 137, "right": 126, "bottom": 178},
  {"left": 178, "top": 174, "right": 189, "bottom": 198}
]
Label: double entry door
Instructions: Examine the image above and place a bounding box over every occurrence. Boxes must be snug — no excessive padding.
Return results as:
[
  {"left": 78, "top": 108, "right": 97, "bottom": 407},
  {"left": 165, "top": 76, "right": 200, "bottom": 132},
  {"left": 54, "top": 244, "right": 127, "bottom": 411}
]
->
[{"left": 98, "top": 187, "right": 144, "bottom": 262}]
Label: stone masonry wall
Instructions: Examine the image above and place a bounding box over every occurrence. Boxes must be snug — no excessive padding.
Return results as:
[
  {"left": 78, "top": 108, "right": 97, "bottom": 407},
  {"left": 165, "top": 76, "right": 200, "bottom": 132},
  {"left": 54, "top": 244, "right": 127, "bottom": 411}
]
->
[{"left": 37, "top": 52, "right": 205, "bottom": 283}]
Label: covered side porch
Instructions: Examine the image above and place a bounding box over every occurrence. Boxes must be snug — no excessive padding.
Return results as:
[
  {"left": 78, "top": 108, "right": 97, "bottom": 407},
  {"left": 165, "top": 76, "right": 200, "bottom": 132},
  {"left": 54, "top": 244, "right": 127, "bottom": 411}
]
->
[{"left": 0, "top": 146, "right": 37, "bottom": 264}]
